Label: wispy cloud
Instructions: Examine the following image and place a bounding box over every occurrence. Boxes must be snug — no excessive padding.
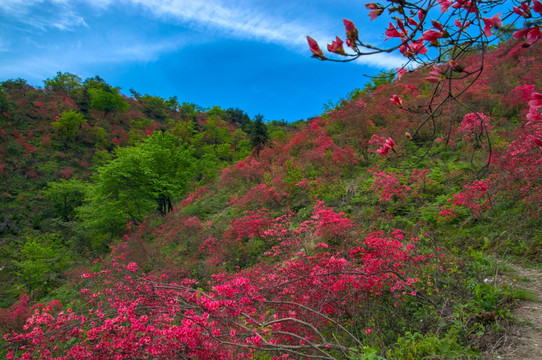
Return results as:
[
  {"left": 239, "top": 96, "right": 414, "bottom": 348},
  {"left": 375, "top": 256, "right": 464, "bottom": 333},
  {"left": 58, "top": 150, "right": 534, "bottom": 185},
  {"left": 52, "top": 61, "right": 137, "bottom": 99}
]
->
[
  {"left": 0, "top": 0, "right": 87, "bottom": 31},
  {"left": 119, "top": 0, "right": 323, "bottom": 46},
  {"left": 108, "top": 0, "right": 404, "bottom": 68},
  {"left": 1, "top": 0, "right": 404, "bottom": 70}
]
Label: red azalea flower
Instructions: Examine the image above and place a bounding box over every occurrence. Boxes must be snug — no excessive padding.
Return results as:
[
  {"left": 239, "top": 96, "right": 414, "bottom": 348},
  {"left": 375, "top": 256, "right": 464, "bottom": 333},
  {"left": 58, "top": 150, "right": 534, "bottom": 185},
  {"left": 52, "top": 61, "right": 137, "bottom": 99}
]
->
[
  {"left": 390, "top": 95, "right": 403, "bottom": 107},
  {"left": 533, "top": 0, "right": 542, "bottom": 14},
  {"left": 343, "top": 19, "right": 359, "bottom": 39},
  {"left": 482, "top": 13, "right": 502, "bottom": 37},
  {"left": 306, "top": 36, "right": 325, "bottom": 59},
  {"left": 327, "top": 36, "right": 346, "bottom": 54},
  {"left": 438, "top": 0, "right": 452, "bottom": 13},
  {"left": 422, "top": 29, "right": 443, "bottom": 42}
]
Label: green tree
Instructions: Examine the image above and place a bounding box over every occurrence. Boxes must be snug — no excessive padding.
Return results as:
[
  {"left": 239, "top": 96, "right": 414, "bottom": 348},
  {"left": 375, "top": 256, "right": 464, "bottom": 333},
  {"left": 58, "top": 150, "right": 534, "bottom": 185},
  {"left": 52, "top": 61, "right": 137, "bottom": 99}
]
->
[
  {"left": 88, "top": 86, "right": 129, "bottom": 119},
  {"left": 43, "top": 72, "right": 82, "bottom": 95},
  {"left": 224, "top": 107, "right": 252, "bottom": 132},
  {"left": 138, "top": 94, "right": 168, "bottom": 120},
  {"left": 250, "top": 114, "right": 270, "bottom": 156},
  {"left": 43, "top": 179, "right": 86, "bottom": 222},
  {"left": 203, "top": 115, "right": 232, "bottom": 154},
  {"left": 0, "top": 88, "right": 8, "bottom": 114},
  {"left": 16, "top": 233, "right": 70, "bottom": 299},
  {"left": 51, "top": 110, "right": 86, "bottom": 145},
  {"left": 80, "top": 131, "right": 195, "bottom": 236}
]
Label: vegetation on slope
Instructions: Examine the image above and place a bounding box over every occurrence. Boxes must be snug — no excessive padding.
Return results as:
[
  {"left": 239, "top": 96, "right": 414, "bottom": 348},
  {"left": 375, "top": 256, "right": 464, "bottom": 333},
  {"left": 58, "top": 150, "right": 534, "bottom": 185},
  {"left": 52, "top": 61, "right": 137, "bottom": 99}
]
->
[{"left": 1, "top": 39, "right": 541, "bottom": 359}]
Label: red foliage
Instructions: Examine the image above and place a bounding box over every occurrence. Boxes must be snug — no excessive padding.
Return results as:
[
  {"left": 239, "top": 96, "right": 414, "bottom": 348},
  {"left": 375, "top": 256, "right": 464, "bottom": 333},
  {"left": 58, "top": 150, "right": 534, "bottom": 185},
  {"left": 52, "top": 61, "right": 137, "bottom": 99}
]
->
[
  {"left": 235, "top": 183, "right": 288, "bottom": 208},
  {"left": 370, "top": 170, "right": 411, "bottom": 202},
  {"left": 220, "top": 156, "right": 265, "bottom": 187},
  {"left": 452, "top": 180, "right": 492, "bottom": 217},
  {"left": 0, "top": 293, "right": 29, "bottom": 333},
  {"left": 6, "top": 227, "right": 435, "bottom": 359},
  {"left": 312, "top": 201, "right": 353, "bottom": 242},
  {"left": 456, "top": 112, "right": 493, "bottom": 141},
  {"left": 60, "top": 168, "right": 73, "bottom": 179},
  {"left": 24, "top": 143, "right": 37, "bottom": 153},
  {"left": 180, "top": 186, "right": 212, "bottom": 208}
]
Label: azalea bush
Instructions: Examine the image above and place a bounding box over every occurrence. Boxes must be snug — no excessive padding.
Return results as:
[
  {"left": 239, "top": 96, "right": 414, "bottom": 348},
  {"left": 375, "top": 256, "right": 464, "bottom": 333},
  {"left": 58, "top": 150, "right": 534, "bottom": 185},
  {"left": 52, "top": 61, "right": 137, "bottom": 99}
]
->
[
  {"left": 5, "top": 226, "right": 457, "bottom": 359},
  {"left": 308, "top": 0, "right": 542, "bottom": 173}
]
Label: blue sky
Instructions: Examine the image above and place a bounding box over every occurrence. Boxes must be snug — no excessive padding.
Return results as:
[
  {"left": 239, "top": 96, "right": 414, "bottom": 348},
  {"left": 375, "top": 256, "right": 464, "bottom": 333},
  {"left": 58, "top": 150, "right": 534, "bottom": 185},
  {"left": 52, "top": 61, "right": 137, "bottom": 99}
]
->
[{"left": 0, "top": 0, "right": 405, "bottom": 122}]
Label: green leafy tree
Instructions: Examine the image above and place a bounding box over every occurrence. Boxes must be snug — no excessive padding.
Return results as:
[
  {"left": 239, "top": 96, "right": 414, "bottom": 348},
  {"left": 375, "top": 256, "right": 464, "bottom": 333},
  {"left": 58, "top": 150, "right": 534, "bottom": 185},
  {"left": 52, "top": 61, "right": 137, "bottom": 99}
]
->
[
  {"left": 203, "top": 115, "right": 232, "bottom": 154},
  {"left": 51, "top": 110, "right": 86, "bottom": 145},
  {"left": 138, "top": 94, "right": 168, "bottom": 120},
  {"left": 80, "top": 131, "right": 195, "bottom": 237},
  {"left": 250, "top": 114, "right": 270, "bottom": 156},
  {"left": 16, "top": 233, "right": 70, "bottom": 299},
  {"left": 178, "top": 102, "right": 201, "bottom": 122},
  {"left": 224, "top": 107, "right": 252, "bottom": 132},
  {"left": 0, "top": 88, "right": 9, "bottom": 114},
  {"left": 88, "top": 86, "right": 129, "bottom": 119},
  {"left": 43, "top": 72, "right": 82, "bottom": 95},
  {"left": 43, "top": 179, "right": 86, "bottom": 222}
]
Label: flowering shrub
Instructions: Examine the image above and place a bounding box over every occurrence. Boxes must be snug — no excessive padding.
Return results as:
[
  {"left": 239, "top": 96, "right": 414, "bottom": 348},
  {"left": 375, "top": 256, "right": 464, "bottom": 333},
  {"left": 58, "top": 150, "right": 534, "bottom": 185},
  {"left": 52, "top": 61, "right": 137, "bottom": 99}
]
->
[
  {"left": 312, "top": 201, "right": 353, "bottom": 243},
  {"left": 456, "top": 113, "right": 493, "bottom": 141},
  {"left": 5, "top": 226, "right": 437, "bottom": 359},
  {"left": 235, "top": 183, "right": 288, "bottom": 208},
  {"left": 371, "top": 170, "right": 411, "bottom": 202}
]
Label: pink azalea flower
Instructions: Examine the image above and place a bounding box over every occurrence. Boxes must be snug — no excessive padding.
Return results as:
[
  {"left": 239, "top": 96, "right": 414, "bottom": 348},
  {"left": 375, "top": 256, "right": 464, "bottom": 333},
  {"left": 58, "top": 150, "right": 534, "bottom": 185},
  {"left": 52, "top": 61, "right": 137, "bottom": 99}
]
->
[
  {"left": 525, "top": 26, "right": 542, "bottom": 44},
  {"left": 422, "top": 29, "right": 443, "bottom": 42},
  {"left": 376, "top": 138, "right": 396, "bottom": 156},
  {"left": 327, "top": 36, "right": 345, "bottom": 54},
  {"left": 410, "top": 39, "right": 428, "bottom": 55},
  {"left": 513, "top": 26, "right": 542, "bottom": 45},
  {"left": 385, "top": 22, "right": 403, "bottom": 40},
  {"left": 482, "top": 13, "right": 502, "bottom": 37},
  {"left": 533, "top": 0, "right": 542, "bottom": 14},
  {"left": 418, "top": 10, "right": 425, "bottom": 23},
  {"left": 396, "top": 67, "right": 408, "bottom": 80},
  {"left": 343, "top": 19, "right": 356, "bottom": 34},
  {"left": 377, "top": 145, "right": 391, "bottom": 156},
  {"left": 306, "top": 36, "right": 325, "bottom": 59},
  {"left": 530, "top": 136, "right": 542, "bottom": 148},
  {"left": 526, "top": 107, "right": 542, "bottom": 124},
  {"left": 431, "top": 20, "right": 444, "bottom": 31},
  {"left": 390, "top": 95, "right": 403, "bottom": 107},
  {"left": 438, "top": 0, "right": 452, "bottom": 13},
  {"left": 513, "top": 2, "right": 532, "bottom": 17},
  {"left": 426, "top": 65, "right": 445, "bottom": 83},
  {"left": 385, "top": 137, "right": 396, "bottom": 149},
  {"left": 365, "top": 3, "right": 383, "bottom": 21},
  {"left": 454, "top": 19, "right": 471, "bottom": 29},
  {"left": 399, "top": 44, "right": 413, "bottom": 58},
  {"left": 368, "top": 9, "right": 383, "bottom": 20},
  {"left": 343, "top": 19, "right": 358, "bottom": 40},
  {"left": 529, "top": 92, "right": 542, "bottom": 109},
  {"left": 408, "top": 17, "right": 418, "bottom": 26}
]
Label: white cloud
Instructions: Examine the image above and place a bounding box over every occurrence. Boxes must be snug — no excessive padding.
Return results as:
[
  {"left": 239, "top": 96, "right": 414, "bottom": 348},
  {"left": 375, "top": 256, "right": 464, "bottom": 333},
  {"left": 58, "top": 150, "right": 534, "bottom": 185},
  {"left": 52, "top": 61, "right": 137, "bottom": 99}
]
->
[
  {"left": 0, "top": 0, "right": 87, "bottom": 31},
  {"left": 354, "top": 53, "right": 405, "bottom": 69},
  {"left": 1, "top": 0, "right": 405, "bottom": 69},
  {"left": 102, "top": 0, "right": 403, "bottom": 68},
  {"left": 121, "top": 0, "right": 320, "bottom": 46}
]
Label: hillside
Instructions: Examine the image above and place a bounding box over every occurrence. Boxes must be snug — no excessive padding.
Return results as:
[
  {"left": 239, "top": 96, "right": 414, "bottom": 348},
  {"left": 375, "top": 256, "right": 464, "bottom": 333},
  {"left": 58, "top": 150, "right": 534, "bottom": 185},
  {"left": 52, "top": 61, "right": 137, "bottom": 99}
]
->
[
  {"left": 0, "top": 74, "right": 293, "bottom": 306},
  {"left": 1, "top": 40, "right": 542, "bottom": 359}
]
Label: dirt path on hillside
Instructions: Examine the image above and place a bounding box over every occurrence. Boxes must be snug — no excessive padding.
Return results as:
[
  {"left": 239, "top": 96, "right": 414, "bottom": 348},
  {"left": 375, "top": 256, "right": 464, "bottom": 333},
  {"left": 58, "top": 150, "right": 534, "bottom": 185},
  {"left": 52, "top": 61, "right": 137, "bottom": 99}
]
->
[{"left": 487, "top": 264, "right": 542, "bottom": 360}]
